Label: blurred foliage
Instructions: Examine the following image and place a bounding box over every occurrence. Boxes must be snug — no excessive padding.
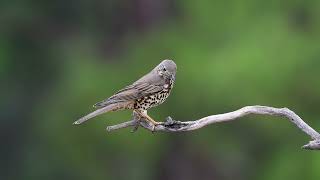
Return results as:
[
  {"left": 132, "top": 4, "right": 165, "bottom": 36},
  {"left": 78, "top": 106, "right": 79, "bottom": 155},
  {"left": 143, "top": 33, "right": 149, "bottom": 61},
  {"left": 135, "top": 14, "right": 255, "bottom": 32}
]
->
[{"left": 1, "top": 0, "right": 320, "bottom": 180}]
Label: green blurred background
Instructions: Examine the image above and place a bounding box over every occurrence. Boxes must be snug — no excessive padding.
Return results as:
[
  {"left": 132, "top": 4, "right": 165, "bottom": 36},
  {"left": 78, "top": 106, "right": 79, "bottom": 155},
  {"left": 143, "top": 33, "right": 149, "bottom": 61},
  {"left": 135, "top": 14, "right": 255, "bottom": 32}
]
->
[{"left": 1, "top": 0, "right": 320, "bottom": 179}]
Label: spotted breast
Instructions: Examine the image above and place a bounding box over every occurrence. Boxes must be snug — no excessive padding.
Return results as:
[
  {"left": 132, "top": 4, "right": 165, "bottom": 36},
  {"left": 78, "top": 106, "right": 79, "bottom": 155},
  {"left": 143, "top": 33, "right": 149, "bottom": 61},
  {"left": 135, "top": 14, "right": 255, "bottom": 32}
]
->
[{"left": 134, "top": 82, "right": 173, "bottom": 110}]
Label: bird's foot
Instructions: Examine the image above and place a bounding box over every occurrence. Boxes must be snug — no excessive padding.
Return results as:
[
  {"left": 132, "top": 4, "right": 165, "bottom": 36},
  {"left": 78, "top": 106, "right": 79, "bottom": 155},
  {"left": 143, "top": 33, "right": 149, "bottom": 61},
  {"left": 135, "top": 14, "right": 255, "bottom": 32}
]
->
[
  {"left": 131, "top": 112, "right": 141, "bottom": 133},
  {"left": 150, "top": 121, "right": 163, "bottom": 133},
  {"left": 131, "top": 121, "right": 140, "bottom": 133}
]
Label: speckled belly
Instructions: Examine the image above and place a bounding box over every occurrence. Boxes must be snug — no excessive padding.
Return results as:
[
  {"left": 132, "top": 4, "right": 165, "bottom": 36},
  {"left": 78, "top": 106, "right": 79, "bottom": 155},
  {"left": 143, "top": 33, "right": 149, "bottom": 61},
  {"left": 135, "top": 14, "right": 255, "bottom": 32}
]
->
[{"left": 134, "top": 90, "right": 171, "bottom": 110}]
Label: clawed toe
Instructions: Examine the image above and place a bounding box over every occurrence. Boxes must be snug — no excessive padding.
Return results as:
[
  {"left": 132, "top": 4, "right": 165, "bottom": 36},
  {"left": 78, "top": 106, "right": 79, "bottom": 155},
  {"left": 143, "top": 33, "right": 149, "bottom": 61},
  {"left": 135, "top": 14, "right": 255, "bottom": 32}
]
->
[{"left": 151, "top": 122, "right": 163, "bottom": 132}]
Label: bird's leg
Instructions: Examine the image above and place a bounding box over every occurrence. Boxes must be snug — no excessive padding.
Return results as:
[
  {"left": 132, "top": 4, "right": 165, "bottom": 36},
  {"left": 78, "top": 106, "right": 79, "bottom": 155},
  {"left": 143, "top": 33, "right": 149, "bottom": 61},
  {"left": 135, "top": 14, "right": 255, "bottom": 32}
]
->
[
  {"left": 142, "top": 112, "right": 161, "bottom": 125},
  {"left": 134, "top": 110, "right": 162, "bottom": 131},
  {"left": 131, "top": 111, "right": 141, "bottom": 133}
]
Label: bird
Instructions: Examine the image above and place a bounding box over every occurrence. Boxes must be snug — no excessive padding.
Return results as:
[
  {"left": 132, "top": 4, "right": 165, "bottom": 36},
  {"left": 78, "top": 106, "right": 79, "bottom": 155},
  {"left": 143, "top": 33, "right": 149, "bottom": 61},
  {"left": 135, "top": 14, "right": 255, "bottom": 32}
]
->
[{"left": 73, "top": 59, "right": 177, "bottom": 129}]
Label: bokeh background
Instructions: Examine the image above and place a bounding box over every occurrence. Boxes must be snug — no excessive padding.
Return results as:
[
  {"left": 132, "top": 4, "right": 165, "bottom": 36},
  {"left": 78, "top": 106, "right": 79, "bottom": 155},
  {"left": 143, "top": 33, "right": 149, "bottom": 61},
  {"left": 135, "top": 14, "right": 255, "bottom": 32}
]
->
[{"left": 1, "top": 0, "right": 320, "bottom": 180}]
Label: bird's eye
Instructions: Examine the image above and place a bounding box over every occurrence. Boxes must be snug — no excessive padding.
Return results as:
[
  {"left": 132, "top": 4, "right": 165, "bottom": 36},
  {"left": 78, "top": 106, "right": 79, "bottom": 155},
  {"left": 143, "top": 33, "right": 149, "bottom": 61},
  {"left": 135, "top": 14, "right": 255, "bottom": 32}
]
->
[{"left": 163, "top": 67, "right": 167, "bottom": 71}]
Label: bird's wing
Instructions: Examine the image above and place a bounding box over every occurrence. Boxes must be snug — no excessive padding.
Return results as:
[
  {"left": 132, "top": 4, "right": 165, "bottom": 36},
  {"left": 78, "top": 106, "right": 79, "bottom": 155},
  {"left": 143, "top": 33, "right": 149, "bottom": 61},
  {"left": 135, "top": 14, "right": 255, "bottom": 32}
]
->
[{"left": 93, "top": 82, "right": 164, "bottom": 108}]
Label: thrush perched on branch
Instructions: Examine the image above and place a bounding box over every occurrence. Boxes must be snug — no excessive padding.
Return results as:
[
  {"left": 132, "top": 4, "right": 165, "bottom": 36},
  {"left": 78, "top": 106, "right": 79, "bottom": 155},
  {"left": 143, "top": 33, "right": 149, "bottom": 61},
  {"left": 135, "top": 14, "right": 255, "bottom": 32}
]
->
[{"left": 73, "top": 59, "right": 177, "bottom": 129}]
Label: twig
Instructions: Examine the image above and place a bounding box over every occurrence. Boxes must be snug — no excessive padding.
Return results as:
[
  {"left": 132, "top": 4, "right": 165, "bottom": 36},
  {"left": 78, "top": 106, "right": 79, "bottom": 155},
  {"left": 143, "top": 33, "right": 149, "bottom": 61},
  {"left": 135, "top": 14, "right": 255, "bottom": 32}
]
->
[{"left": 106, "top": 105, "right": 320, "bottom": 150}]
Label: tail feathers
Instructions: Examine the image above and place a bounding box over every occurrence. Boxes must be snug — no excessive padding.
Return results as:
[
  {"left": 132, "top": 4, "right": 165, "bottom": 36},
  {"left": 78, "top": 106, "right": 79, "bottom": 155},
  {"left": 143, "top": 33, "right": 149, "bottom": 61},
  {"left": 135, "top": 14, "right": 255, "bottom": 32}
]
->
[{"left": 73, "top": 104, "right": 117, "bottom": 125}]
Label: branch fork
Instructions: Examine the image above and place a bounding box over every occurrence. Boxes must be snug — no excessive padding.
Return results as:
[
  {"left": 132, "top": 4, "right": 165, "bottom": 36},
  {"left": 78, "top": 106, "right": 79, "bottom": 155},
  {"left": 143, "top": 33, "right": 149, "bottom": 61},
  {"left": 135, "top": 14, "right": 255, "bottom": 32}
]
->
[{"left": 106, "top": 105, "right": 320, "bottom": 150}]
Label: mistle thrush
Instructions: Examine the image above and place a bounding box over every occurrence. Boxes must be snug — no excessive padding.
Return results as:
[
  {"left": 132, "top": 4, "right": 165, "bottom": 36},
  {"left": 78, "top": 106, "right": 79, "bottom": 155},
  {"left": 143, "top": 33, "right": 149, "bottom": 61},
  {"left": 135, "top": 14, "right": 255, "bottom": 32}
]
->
[{"left": 73, "top": 59, "right": 177, "bottom": 129}]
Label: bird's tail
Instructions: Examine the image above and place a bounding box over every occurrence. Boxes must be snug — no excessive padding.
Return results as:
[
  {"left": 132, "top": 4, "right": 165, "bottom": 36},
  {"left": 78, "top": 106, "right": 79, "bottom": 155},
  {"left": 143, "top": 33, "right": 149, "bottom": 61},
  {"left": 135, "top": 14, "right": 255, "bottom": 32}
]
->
[{"left": 73, "top": 102, "right": 128, "bottom": 125}]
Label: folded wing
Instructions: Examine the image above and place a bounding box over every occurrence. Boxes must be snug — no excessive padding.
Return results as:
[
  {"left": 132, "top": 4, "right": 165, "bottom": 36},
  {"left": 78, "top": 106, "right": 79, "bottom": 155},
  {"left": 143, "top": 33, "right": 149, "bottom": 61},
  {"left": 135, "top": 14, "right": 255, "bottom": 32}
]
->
[{"left": 93, "top": 82, "right": 163, "bottom": 108}]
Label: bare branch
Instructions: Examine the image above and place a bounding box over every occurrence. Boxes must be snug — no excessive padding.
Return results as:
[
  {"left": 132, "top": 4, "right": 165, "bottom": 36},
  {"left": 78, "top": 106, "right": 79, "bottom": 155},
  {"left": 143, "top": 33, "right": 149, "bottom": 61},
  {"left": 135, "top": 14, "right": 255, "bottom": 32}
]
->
[{"left": 106, "top": 105, "right": 320, "bottom": 150}]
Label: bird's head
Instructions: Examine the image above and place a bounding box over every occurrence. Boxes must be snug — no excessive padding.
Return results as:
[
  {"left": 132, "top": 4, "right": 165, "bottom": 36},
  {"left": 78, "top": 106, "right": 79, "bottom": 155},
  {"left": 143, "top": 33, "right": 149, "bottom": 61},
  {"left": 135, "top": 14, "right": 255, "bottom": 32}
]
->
[{"left": 156, "top": 59, "right": 177, "bottom": 83}]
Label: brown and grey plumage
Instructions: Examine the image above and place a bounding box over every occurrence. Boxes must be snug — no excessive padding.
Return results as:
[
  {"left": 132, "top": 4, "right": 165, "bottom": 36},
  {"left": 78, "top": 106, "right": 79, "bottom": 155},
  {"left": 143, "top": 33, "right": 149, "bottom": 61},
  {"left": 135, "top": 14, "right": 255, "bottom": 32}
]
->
[{"left": 73, "top": 59, "right": 177, "bottom": 127}]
